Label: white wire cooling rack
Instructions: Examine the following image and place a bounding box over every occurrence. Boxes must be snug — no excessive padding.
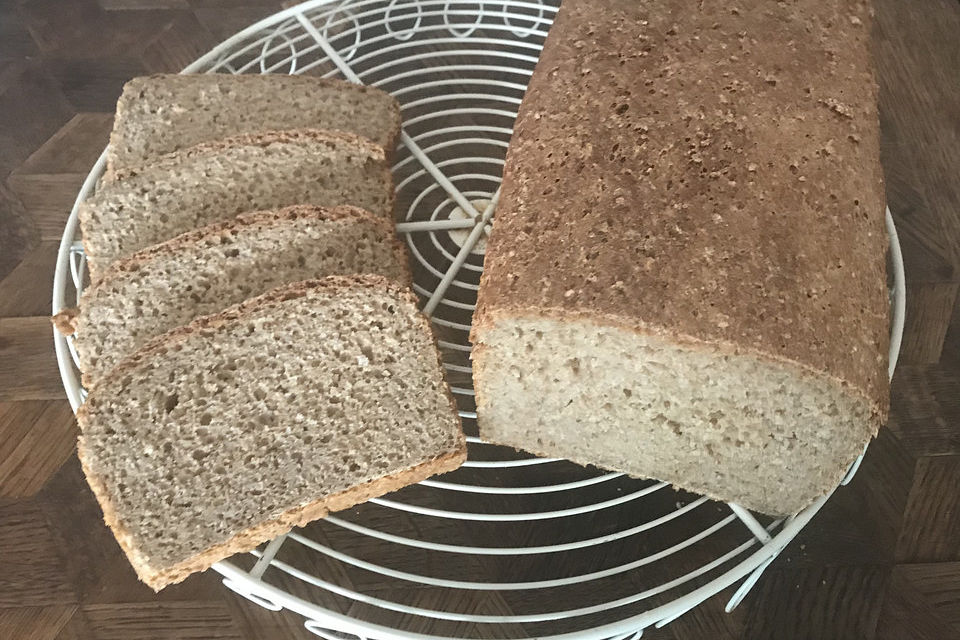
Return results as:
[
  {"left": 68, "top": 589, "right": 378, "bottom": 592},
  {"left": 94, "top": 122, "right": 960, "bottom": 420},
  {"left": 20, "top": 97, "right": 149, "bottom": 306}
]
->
[{"left": 51, "top": 1, "right": 907, "bottom": 638}]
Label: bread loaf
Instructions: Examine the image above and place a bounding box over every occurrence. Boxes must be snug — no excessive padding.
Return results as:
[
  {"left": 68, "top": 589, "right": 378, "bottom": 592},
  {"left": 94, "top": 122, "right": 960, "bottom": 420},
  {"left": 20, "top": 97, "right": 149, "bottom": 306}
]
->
[
  {"left": 105, "top": 74, "right": 402, "bottom": 177},
  {"left": 78, "top": 275, "right": 466, "bottom": 590},
  {"left": 472, "top": 0, "right": 888, "bottom": 515},
  {"left": 58, "top": 205, "right": 410, "bottom": 385},
  {"left": 79, "top": 129, "right": 394, "bottom": 280}
]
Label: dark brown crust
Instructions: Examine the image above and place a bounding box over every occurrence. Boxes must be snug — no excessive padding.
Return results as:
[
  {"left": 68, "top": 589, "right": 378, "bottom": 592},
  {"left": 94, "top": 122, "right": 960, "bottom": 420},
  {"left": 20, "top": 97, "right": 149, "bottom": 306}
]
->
[
  {"left": 106, "top": 74, "right": 402, "bottom": 178},
  {"left": 473, "top": 0, "right": 889, "bottom": 418},
  {"left": 79, "top": 439, "right": 466, "bottom": 590},
  {"left": 77, "top": 273, "right": 466, "bottom": 589}
]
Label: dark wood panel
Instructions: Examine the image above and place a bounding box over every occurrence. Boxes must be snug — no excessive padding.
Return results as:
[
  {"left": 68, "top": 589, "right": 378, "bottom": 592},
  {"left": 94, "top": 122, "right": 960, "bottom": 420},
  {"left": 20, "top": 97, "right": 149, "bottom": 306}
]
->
[
  {"left": 896, "top": 456, "right": 960, "bottom": 563},
  {"left": 0, "top": 317, "right": 67, "bottom": 401},
  {"left": 742, "top": 566, "right": 890, "bottom": 640},
  {"left": 0, "top": 0, "right": 958, "bottom": 638}
]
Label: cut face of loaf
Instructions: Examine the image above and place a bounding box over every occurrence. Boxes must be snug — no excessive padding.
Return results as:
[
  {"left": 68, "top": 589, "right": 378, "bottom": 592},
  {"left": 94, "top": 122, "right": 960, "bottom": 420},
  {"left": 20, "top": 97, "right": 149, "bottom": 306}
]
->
[
  {"left": 106, "top": 74, "right": 402, "bottom": 176},
  {"left": 79, "top": 129, "right": 394, "bottom": 280},
  {"left": 473, "top": 316, "right": 876, "bottom": 516},
  {"left": 77, "top": 275, "right": 466, "bottom": 590},
  {"left": 65, "top": 205, "right": 410, "bottom": 385}
]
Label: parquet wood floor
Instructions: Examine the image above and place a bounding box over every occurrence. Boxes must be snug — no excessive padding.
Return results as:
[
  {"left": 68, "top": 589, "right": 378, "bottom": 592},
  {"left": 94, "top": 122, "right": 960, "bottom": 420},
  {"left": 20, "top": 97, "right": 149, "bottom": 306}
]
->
[{"left": 1, "top": 0, "right": 958, "bottom": 638}]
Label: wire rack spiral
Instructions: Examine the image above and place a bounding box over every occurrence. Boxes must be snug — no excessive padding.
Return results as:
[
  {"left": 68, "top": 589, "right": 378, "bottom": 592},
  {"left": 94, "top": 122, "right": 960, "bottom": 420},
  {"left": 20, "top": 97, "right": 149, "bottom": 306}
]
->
[{"left": 52, "top": 1, "right": 907, "bottom": 638}]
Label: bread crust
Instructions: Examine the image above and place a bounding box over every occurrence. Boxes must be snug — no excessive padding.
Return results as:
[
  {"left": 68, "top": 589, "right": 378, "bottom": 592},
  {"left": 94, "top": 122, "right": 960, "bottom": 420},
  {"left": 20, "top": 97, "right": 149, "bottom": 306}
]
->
[
  {"left": 68, "top": 205, "right": 413, "bottom": 386},
  {"left": 106, "top": 74, "right": 402, "bottom": 178},
  {"left": 79, "top": 275, "right": 425, "bottom": 398},
  {"left": 473, "top": 0, "right": 889, "bottom": 419},
  {"left": 80, "top": 128, "right": 395, "bottom": 281},
  {"left": 77, "top": 274, "right": 467, "bottom": 589}
]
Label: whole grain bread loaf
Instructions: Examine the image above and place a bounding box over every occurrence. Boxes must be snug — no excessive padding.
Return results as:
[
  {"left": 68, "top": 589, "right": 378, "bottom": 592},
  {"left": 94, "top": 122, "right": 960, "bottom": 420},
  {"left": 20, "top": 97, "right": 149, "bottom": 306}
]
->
[
  {"left": 105, "top": 74, "right": 402, "bottom": 177},
  {"left": 78, "top": 275, "right": 466, "bottom": 590},
  {"left": 56, "top": 205, "right": 410, "bottom": 385},
  {"left": 79, "top": 129, "right": 394, "bottom": 280},
  {"left": 472, "top": 0, "right": 889, "bottom": 515}
]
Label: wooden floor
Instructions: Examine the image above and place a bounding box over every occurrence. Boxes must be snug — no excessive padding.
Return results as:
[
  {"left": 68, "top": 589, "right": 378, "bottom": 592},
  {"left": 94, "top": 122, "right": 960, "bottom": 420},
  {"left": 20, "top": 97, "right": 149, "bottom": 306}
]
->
[{"left": 1, "top": 0, "right": 959, "bottom": 638}]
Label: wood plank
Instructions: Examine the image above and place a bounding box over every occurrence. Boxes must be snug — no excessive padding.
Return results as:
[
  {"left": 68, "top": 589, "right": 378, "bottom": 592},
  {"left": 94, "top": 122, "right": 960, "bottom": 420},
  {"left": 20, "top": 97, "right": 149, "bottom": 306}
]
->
[
  {"left": 0, "top": 60, "right": 75, "bottom": 177},
  {"left": 875, "top": 0, "right": 960, "bottom": 269},
  {"left": 140, "top": 11, "right": 217, "bottom": 72},
  {"left": 889, "top": 365, "right": 960, "bottom": 457},
  {"left": 897, "top": 456, "right": 960, "bottom": 563},
  {"left": 0, "top": 500, "right": 77, "bottom": 606},
  {"left": 0, "top": 317, "right": 65, "bottom": 402},
  {"left": 742, "top": 565, "right": 889, "bottom": 640},
  {"left": 899, "top": 563, "right": 960, "bottom": 631},
  {"left": 0, "top": 400, "right": 77, "bottom": 499},
  {"left": 0, "top": 0, "right": 956, "bottom": 637},
  {"left": 0, "top": 2, "right": 41, "bottom": 61},
  {"left": 14, "top": 113, "right": 113, "bottom": 176},
  {"left": 941, "top": 292, "right": 960, "bottom": 373},
  {"left": 44, "top": 56, "right": 147, "bottom": 113},
  {"left": 876, "top": 565, "right": 960, "bottom": 640},
  {"left": 83, "top": 601, "right": 243, "bottom": 639},
  {"left": 52, "top": 610, "right": 96, "bottom": 640},
  {"left": 222, "top": 590, "right": 323, "bottom": 640},
  {"left": 99, "top": 0, "right": 190, "bottom": 9},
  {"left": 900, "top": 283, "right": 960, "bottom": 364},
  {"left": 192, "top": 6, "right": 284, "bottom": 41},
  {"left": 0, "top": 606, "right": 76, "bottom": 640},
  {"left": 6, "top": 174, "right": 87, "bottom": 242},
  {"left": 20, "top": 0, "right": 177, "bottom": 59},
  {"left": 882, "top": 162, "right": 955, "bottom": 283},
  {"left": 667, "top": 590, "right": 745, "bottom": 640},
  {"left": 0, "top": 180, "right": 39, "bottom": 283},
  {"left": 0, "top": 241, "right": 61, "bottom": 318}
]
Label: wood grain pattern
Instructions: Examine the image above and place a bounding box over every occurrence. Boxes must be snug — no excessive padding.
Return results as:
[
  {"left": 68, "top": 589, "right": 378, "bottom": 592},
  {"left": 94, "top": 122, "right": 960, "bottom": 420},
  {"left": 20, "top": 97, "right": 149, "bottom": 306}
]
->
[
  {"left": 0, "top": 0, "right": 957, "bottom": 638},
  {"left": 896, "top": 457, "right": 960, "bottom": 564},
  {"left": 82, "top": 602, "right": 242, "bottom": 639},
  {"left": 0, "top": 317, "right": 69, "bottom": 402},
  {"left": 0, "top": 606, "right": 76, "bottom": 640},
  {"left": 875, "top": 565, "right": 960, "bottom": 640},
  {"left": 0, "top": 400, "right": 77, "bottom": 499},
  {"left": 742, "top": 566, "right": 890, "bottom": 640}
]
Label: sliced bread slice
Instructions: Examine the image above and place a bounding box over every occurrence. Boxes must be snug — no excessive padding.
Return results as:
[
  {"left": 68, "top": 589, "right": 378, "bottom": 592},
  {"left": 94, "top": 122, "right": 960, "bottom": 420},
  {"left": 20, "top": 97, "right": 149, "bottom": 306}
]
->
[
  {"left": 106, "top": 74, "right": 402, "bottom": 177},
  {"left": 58, "top": 205, "right": 410, "bottom": 385},
  {"left": 77, "top": 275, "right": 466, "bottom": 590},
  {"left": 79, "top": 129, "right": 394, "bottom": 281}
]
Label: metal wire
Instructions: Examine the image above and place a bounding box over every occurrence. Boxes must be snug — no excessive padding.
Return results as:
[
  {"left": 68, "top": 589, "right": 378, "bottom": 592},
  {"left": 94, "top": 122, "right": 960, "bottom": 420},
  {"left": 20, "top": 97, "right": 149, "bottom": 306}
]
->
[{"left": 50, "top": 1, "right": 908, "bottom": 638}]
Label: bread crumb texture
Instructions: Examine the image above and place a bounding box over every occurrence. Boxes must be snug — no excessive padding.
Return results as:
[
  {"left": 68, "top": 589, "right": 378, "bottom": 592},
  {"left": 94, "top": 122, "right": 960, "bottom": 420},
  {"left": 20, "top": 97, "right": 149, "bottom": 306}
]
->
[
  {"left": 78, "top": 276, "right": 463, "bottom": 586},
  {"left": 75, "top": 205, "right": 409, "bottom": 383},
  {"left": 108, "top": 74, "right": 401, "bottom": 170},
  {"left": 474, "top": 316, "right": 875, "bottom": 515},
  {"left": 80, "top": 129, "right": 393, "bottom": 276}
]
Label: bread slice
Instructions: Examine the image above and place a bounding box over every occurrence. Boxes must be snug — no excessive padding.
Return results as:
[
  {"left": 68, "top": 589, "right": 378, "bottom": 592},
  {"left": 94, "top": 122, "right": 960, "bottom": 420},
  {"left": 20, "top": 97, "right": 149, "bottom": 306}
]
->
[
  {"left": 56, "top": 205, "right": 410, "bottom": 385},
  {"left": 77, "top": 275, "right": 466, "bottom": 590},
  {"left": 79, "top": 129, "right": 394, "bottom": 281},
  {"left": 106, "top": 74, "right": 402, "bottom": 177},
  {"left": 472, "top": 0, "right": 888, "bottom": 516}
]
